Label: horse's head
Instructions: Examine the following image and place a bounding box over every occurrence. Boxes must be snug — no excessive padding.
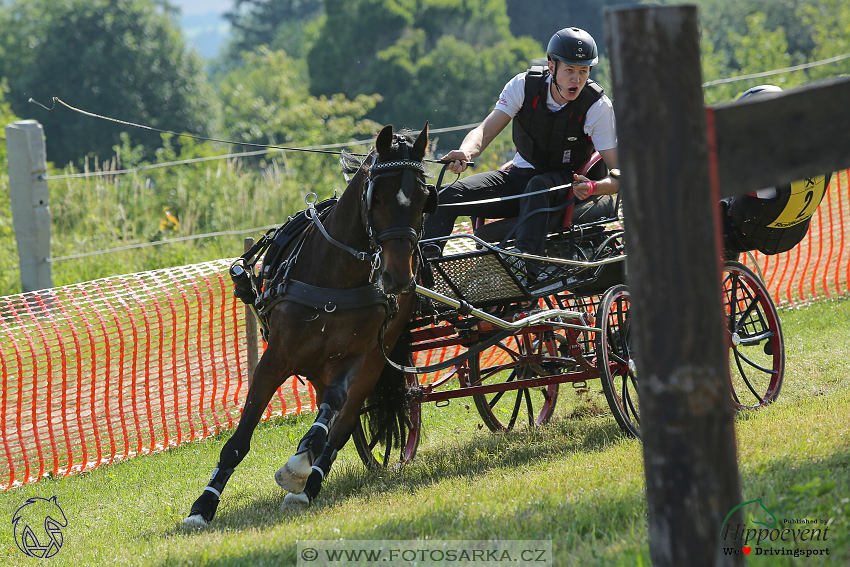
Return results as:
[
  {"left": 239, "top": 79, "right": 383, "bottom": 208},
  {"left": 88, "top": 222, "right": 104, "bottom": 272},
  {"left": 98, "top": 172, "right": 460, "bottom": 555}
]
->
[{"left": 363, "top": 123, "right": 434, "bottom": 294}]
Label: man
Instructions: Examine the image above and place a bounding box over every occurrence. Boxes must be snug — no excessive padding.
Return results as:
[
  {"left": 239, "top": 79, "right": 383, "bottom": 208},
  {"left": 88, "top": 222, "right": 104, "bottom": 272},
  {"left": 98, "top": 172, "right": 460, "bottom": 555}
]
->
[
  {"left": 721, "top": 85, "right": 832, "bottom": 260},
  {"left": 423, "top": 27, "right": 619, "bottom": 267}
]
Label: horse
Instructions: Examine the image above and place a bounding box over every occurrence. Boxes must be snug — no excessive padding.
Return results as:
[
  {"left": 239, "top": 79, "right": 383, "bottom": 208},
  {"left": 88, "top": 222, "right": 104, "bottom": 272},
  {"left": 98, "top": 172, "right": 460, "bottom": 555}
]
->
[{"left": 183, "top": 124, "right": 434, "bottom": 527}]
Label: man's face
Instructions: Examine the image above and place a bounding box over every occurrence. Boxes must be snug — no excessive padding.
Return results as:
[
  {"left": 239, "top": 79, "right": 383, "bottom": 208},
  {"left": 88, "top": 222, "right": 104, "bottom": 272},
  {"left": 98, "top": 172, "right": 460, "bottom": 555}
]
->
[{"left": 548, "top": 61, "right": 590, "bottom": 101}]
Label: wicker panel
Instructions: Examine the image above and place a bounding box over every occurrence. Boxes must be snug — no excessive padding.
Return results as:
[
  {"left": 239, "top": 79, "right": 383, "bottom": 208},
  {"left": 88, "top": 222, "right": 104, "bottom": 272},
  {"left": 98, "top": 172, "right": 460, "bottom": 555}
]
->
[{"left": 432, "top": 253, "right": 524, "bottom": 304}]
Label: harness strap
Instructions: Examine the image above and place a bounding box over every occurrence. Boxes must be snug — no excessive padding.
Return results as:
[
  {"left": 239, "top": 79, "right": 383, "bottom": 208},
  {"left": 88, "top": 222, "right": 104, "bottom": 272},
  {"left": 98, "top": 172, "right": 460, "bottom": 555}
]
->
[
  {"left": 256, "top": 280, "right": 390, "bottom": 314},
  {"left": 306, "top": 202, "right": 371, "bottom": 262}
]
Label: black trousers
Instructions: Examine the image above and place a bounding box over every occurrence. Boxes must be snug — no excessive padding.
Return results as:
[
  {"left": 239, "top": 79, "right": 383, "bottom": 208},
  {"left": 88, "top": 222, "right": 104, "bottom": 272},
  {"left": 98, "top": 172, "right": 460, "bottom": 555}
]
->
[{"left": 423, "top": 167, "right": 575, "bottom": 255}]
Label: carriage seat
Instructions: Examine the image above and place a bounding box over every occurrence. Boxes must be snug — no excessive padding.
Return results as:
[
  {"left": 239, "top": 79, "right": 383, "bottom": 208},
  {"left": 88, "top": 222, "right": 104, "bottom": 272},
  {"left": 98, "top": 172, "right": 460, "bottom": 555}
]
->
[{"left": 471, "top": 152, "right": 616, "bottom": 244}]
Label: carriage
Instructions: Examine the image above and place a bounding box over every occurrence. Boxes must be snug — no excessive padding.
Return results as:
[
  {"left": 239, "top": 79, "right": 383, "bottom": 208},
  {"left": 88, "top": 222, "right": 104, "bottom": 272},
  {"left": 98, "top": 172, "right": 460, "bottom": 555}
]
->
[
  {"left": 185, "top": 127, "right": 785, "bottom": 525},
  {"left": 351, "top": 154, "right": 785, "bottom": 468}
]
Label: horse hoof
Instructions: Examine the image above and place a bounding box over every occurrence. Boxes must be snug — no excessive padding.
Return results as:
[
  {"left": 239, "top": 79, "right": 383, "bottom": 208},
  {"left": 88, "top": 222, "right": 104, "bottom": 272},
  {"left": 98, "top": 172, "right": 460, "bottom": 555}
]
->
[
  {"left": 181, "top": 514, "right": 210, "bottom": 529},
  {"left": 281, "top": 491, "right": 310, "bottom": 511},
  {"left": 275, "top": 455, "right": 311, "bottom": 493}
]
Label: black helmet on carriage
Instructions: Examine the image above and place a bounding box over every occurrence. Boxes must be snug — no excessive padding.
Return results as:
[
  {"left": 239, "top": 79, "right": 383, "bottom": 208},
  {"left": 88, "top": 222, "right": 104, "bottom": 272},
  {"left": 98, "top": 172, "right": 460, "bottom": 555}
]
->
[{"left": 547, "top": 27, "right": 599, "bottom": 67}]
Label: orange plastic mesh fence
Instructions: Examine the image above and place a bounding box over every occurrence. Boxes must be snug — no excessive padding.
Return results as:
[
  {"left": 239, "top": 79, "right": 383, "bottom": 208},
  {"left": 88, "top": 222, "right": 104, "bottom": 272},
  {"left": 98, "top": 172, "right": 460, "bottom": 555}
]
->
[
  {"left": 742, "top": 170, "right": 850, "bottom": 306},
  {"left": 2, "top": 174, "right": 848, "bottom": 490},
  {"left": 0, "top": 260, "right": 314, "bottom": 490}
]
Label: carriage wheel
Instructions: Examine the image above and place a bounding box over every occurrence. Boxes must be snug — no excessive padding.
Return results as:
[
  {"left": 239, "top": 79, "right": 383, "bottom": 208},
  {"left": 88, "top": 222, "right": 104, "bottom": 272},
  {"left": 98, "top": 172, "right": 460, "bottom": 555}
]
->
[
  {"left": 595, "top": 284, "right": 640, "bottom": 438},
  {"left": 466, "top": 331, "right": 564, "bottom": 433},
  {"left": 723, "top": 261, "right": 785, "bottom": 409},
  {"left": 352, "top": 369, "right": 421, "bottom": 469}
]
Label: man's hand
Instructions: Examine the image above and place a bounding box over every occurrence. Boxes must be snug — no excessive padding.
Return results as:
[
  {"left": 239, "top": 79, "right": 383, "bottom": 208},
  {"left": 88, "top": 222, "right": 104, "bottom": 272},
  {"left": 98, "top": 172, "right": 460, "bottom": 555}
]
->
[
  {"left": 441, "top": 149, "right": 473, "bottom": 174},
  {"left": 573, "top": 174, "right": 595, "bottom": 200}
]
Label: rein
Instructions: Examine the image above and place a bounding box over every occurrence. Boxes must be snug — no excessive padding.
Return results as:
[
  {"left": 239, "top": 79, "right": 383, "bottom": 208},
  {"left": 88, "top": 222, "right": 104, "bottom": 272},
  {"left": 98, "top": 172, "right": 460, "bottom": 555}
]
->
[{"left": 29, "top": 97, "right": 472, "bottom": 166}]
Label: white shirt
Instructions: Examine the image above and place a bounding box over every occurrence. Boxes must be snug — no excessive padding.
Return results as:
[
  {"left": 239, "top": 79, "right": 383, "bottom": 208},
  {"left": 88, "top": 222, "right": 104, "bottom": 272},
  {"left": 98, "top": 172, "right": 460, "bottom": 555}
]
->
[{"left": 495, "top": 71, "right": 617, "bottom": 169}]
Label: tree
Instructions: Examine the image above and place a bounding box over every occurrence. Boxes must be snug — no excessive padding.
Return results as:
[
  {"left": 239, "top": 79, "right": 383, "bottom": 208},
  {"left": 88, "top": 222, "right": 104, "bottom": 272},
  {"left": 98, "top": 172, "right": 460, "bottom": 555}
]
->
[
  {"left": 800, "top": 0, "right": 850, "bottom": 80},
  {"left": 307, "top": 0, "right": 539, "bottom": 150},
  {"left": 0, "top": 0, "right": 220, "bottom": 166},
  {"left": 505, "top": 0, "right": 635, "bottom": 57},
  {"left": 222, "top": 0, "right": 324, "bottom": 62},
  {"left": 219, "top": 46, "right": 382, "bottom": 190}
]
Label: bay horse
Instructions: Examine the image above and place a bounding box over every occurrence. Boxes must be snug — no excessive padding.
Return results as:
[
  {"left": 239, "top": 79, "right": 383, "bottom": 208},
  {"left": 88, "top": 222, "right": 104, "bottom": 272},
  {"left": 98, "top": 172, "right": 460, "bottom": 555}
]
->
[{"left": 183, "top": 124, "right": 433, "bottom": 527}]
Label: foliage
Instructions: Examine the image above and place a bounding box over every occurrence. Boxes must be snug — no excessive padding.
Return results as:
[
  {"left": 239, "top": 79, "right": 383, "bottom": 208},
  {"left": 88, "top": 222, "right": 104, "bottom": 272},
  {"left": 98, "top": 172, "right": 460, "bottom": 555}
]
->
[
  {"left": 694, "top": 0, "right": 850, "bottom": 104},
  {"left": 307, "top": 0, "right": 540, "bottom": 151},
  {"left": 0, "top": 79, "right": 19, "bottom": 170},
  {"left": 505, "top": 0, "right": 635, "bottom": 56},
  {"left": 799, "top": 0, "right": 850, "bottom": 80},
  {"left": 219, "top": 47, "right": 380, "bottom": 149},
  {"left": 222, "top": 0, "right": 324, "bottom": 63},
  {"left": 0, "top": 0, "right": 220, "bottom": 167},
  {"left": 674, "top": 0, "right": 820, "bottom": 63}
]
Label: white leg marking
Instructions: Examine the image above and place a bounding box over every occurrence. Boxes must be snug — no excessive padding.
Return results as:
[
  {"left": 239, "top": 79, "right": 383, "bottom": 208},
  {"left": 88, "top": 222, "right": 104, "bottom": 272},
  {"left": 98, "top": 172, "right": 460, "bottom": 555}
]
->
[
  {"left": 182, "top": 514, "right": 210, "bottom": 529},
  {"left": 281, "top": 491, "right": 310, "bottom": 511},
  {"left": 275, "top": 452, "right": 312, "bottom": 493}
]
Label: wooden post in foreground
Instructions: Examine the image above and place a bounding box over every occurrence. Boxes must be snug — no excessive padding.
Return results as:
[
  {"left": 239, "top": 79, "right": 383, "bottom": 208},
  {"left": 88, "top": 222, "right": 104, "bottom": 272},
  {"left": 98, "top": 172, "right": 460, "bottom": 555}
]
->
[
  {"left": 606, "top": 6, "right": 743, "bottom": 565},
  {"left": 244, "top": 237, "right": 259, "bottom": 387}
]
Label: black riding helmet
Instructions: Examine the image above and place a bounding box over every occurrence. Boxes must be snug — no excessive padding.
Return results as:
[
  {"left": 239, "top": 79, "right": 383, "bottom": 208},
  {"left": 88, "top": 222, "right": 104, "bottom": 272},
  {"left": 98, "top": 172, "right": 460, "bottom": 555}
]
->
[{"left": 547, "top": 27, "right": 599, "bottom": 67}]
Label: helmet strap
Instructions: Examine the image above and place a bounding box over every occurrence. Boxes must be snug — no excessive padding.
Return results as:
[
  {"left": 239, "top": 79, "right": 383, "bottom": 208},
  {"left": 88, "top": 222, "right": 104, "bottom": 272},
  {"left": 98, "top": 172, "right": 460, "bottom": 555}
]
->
[{"left": 551, "top": 60, "right": 565, "bottom": 100}]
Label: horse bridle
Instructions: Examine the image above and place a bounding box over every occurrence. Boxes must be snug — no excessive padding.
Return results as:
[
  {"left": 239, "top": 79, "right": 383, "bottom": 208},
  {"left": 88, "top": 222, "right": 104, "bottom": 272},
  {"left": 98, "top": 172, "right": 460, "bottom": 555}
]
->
[
  {"left": 304, "top": 135, "right": 428, "bottom": 283},
  {"left": 361, "top": 135, "right": 428, "bottom": 252}
]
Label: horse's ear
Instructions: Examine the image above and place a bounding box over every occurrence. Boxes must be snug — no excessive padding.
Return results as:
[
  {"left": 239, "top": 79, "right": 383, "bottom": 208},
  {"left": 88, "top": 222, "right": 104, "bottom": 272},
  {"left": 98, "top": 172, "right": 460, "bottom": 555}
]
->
[
  {"left": 376, "top": 124, "right": 394, "bottom": 156},
  {"left": 413, "top": 121, "right": 429, "bottom": 160}
]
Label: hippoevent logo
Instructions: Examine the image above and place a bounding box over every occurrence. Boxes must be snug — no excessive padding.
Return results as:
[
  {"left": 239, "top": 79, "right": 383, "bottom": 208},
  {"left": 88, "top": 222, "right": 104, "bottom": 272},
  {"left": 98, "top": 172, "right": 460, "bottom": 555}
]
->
[
  {"left": 720, "top": 497, "right": 831, "bottom": 558},
  {"left": 11, "top": 496, "right": 67, "bottom": 558}
]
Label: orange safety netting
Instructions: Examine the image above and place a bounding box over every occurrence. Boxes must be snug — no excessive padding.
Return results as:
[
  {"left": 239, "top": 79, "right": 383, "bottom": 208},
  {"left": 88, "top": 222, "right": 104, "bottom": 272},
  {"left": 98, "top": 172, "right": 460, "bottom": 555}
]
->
[
  {"left": 0, "top": 260, "right": 314, "bottom": 490},
  {"left": 742, "top": 170, "right": 850, "bottom": 306},
  {"left": 1, "top": 172, "right": 848, "bottom": 490}
]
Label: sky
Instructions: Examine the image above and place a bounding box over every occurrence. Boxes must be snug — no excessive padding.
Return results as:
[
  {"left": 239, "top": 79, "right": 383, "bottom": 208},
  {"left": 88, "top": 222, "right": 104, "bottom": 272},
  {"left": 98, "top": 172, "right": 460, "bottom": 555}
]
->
[
  {"left": 170, "top": 0, "right": 231, "bottom": 16},
  {"left": 170, "top": 0, "right": 232, "bottom": 58}
]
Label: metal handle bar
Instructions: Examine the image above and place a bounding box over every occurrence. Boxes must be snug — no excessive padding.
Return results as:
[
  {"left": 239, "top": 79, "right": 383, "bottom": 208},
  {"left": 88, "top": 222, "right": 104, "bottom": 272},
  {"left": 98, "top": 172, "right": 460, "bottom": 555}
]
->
[
  {"left": 420, "top": 233, "right": 627, "bottom": 268},
  {"left": 414, "top": 284, "right": 601, "bottom": 334}
]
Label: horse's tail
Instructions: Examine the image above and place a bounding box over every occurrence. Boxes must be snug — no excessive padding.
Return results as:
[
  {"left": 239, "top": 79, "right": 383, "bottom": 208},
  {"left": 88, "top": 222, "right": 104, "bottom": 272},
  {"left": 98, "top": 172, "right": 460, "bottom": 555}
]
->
[{"left": 364, "top": 333, "right": 414, "bottom": 452}]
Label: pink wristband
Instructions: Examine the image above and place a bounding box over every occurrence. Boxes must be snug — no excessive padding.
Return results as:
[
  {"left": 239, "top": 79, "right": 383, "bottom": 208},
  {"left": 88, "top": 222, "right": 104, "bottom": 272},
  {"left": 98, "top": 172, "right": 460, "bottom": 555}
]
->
[{"left": 585, "top": 180, "right": 598, "bottom": 197}]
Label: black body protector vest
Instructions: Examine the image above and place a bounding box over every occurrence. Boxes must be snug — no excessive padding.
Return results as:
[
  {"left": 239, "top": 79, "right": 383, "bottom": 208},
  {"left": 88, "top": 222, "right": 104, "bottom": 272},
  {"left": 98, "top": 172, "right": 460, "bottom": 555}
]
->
[
  {"left": 728, "top": 173, "right": 831, "bottom": 255},
  {"left": 512, "top": 66, "right": 604, "bottom": 172}
]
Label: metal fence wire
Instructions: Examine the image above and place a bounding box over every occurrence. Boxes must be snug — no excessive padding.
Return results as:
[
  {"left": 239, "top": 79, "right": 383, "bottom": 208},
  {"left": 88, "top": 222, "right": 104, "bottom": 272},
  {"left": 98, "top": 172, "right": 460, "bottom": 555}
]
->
[{"left": 0, "top": 172, "right": 848, "bottom": 490}]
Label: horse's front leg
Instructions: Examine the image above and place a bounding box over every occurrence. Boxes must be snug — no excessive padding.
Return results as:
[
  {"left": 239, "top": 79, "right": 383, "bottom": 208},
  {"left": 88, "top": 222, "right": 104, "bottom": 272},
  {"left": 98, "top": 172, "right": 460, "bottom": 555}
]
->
[
  {"left": 183, "top": 355, "right": 287, "bottom": 528},
  {"left": 275, "top": 357, "right": 364, "bottom": 496}
]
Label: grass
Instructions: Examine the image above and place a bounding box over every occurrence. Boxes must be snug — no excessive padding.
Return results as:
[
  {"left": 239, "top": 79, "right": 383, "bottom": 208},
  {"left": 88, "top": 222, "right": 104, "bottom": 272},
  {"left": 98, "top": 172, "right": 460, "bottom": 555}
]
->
[{"left": 0, "top": 298, "right": 847, "bottom": 566}]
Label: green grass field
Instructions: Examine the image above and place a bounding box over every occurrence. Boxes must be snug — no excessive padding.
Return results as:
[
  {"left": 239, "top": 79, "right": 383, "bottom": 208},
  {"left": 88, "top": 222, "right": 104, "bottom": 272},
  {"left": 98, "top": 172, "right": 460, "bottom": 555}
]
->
[{"left": 0, "top": 298, "right": 848, "bottom": 566}]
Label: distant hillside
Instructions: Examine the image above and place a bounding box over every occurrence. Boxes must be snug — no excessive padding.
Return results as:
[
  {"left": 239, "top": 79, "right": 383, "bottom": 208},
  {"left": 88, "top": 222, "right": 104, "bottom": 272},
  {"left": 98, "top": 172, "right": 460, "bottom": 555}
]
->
[{"left": 181, "top": 11, "right": 230, "bottom": 59}]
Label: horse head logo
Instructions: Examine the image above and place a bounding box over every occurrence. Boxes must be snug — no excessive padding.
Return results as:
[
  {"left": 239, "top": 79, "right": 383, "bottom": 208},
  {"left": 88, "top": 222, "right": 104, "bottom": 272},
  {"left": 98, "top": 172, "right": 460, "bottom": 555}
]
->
[
  {"left": 11, "top": 496, "right": 68, "bottom": 558},
  {"left": 721, "top": 497, "right": 777, "bottom": 536}
]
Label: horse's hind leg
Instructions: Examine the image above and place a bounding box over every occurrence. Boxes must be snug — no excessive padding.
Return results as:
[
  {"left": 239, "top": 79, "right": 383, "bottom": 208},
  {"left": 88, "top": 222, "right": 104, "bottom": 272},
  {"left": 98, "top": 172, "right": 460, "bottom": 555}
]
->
[{"left": 183, "top": 359, "right": 286, "bottom": 528}]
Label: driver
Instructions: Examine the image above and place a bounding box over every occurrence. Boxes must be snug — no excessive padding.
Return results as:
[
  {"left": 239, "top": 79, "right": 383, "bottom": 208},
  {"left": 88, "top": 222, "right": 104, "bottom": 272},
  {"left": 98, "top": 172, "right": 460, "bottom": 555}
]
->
[{"left": 423, "top": 27, "right": 619, "bottom": 273}]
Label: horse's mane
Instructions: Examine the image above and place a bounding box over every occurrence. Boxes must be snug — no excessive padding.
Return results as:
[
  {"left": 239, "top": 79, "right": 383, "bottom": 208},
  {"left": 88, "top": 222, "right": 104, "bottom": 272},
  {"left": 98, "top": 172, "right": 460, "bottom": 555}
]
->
[{"left": 338, "top": 129, "right": 424, "bottom": 177}]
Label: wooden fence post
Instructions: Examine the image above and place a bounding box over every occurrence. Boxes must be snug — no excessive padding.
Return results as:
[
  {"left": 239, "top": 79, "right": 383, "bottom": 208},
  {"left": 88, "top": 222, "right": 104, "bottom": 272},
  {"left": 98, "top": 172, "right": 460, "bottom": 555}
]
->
[
  {"left": 606, "top": 6, "right": 743, "bottom": 565},
  {"left": 244, "top": 237, "right": 259, "bottom": 386},
  {"left": 6, "top": 120, "right": 52, "bottom": 292}
]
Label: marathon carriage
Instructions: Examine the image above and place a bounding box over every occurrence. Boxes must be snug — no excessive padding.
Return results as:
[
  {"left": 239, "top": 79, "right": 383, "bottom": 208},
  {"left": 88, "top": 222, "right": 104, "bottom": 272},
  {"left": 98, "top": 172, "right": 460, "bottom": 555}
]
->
[
  {"left": 198, "top": 136, "right": 785, "bottom": 525},
  {"left": 351, "top": 152, "right": 785, "bottom": 468}
]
